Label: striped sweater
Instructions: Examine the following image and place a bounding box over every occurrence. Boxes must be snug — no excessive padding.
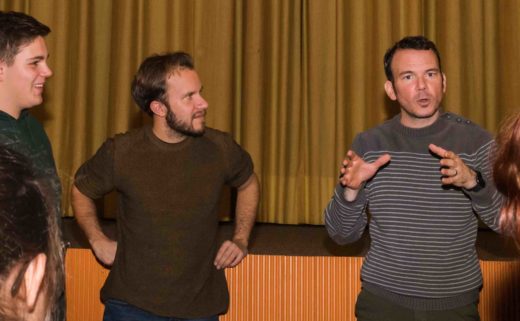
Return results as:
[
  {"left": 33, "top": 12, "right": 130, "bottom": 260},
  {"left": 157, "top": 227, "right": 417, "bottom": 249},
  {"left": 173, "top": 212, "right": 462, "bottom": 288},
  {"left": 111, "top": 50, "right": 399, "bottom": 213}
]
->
[{"left": 324, "top": 112, "right": 502, "bottom": 310}]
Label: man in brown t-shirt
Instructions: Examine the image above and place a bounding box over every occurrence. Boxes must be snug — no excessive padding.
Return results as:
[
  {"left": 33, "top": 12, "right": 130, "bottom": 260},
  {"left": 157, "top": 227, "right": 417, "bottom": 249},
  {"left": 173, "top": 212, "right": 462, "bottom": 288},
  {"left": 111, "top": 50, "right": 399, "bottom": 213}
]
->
[{"left": 72, "top": 52, "right": 259, "bottom": 321}]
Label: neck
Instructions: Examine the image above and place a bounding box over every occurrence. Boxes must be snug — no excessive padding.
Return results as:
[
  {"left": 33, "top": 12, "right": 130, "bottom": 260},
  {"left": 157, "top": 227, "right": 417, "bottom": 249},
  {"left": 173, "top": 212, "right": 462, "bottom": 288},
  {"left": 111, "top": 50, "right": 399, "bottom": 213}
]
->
[
  {"left": 152, "top": 120, "right": 186, "bottom": 143},
  {"left": 0, "top": 105, "right": 22, "bottom": 119},
  {"left": 399, "top": 110, "right": 440, "bottom": 129}
]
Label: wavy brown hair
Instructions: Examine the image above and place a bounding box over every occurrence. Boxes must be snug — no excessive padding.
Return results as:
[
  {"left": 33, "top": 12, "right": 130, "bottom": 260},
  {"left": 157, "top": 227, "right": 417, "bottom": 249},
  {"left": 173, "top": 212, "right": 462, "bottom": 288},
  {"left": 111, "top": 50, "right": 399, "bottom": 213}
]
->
[{"left": 493, "top": 111, "right": 520, "bottom": 243}]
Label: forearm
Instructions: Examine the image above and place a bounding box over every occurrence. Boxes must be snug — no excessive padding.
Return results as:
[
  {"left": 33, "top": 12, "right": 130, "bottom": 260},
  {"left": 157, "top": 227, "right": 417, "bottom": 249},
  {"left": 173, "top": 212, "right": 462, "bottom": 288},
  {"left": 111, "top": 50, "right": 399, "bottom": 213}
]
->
[
  {"left": 233, "top": 173, "right": 260, "bottom": 247},
  {"left": 71, "top": 184, "right": 109, "bottom": 246}
]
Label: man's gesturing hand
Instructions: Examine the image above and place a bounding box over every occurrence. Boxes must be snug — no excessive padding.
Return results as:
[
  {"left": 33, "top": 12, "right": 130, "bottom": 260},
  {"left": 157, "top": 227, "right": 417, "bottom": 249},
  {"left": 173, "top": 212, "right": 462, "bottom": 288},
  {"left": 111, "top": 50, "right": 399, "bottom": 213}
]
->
[
  {"left": 339, "top": 150, "right": 391, "bottom": 201},
  {"left": 428, "top": 144, "right": 478, "bottom": 190}
]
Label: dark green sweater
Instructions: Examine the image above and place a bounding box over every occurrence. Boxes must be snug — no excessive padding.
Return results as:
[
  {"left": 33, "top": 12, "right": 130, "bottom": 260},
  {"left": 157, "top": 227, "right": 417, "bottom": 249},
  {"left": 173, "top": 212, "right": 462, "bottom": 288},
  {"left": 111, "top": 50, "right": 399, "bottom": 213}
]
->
[{"left": 0, "top": 110, "right": 61, "bottom": 220}]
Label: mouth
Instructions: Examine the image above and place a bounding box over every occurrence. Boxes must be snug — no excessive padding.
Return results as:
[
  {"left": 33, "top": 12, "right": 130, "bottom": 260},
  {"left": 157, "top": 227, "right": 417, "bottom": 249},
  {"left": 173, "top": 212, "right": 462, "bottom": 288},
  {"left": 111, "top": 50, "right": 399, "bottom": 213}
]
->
[
  {"left": 34, "top": 83, "right": 45, "bottom": 91},
  {"left": 193, "top": 111, "right": 206, "bottom": 119},
  {"left": 416, "top": 97, "right": 431, "bottom": 107}
]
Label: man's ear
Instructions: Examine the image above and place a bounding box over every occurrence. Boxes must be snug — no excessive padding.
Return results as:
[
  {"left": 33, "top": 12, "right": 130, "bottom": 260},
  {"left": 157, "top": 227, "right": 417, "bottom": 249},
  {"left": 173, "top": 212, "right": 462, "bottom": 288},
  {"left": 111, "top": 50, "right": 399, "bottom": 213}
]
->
[
  {"left": 442, "top": 73, "right": 447, "bottom": 93},
  {"left": 0, "top": 60, "right": 6, "bottom": 80},
  {"left": 22, "top": 253, "right": 47, "bottom": 310},
  {"left": 384, "top": 80, "right": 397, "bottom": 101},
  {"left": 150, "top": 100, "right": 166, "bottom": 117}
]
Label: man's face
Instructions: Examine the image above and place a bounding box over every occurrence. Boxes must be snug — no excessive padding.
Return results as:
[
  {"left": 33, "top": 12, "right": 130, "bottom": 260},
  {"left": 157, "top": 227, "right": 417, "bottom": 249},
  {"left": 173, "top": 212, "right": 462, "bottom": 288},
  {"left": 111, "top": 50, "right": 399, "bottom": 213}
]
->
[
  {"left": 384, "top": 49, "right": 446, "bottom": 128},
  {"left": 163, "top": 69, "right": 208, "bottom": 137},
  {"left": 0, "top": 36, "right": 52, "bottom": 115}
]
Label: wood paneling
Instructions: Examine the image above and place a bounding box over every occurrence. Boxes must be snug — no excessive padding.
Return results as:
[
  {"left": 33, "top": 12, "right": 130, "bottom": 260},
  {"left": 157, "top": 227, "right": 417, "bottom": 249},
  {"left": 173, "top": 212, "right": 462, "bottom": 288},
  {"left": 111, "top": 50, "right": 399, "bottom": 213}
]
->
[{"left": 65, "top": 249, "right": 520, "bottom": 321}]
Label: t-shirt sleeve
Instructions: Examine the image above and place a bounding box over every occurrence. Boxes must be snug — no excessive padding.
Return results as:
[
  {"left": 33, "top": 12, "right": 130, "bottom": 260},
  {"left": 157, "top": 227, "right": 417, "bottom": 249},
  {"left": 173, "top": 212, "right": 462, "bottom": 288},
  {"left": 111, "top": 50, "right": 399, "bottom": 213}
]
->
[
  {"left": 222, "top": 134, "right": 254, "bottom": 188},
  {"left": 74, "top": 139, "right": 116, "bottom": 199}
]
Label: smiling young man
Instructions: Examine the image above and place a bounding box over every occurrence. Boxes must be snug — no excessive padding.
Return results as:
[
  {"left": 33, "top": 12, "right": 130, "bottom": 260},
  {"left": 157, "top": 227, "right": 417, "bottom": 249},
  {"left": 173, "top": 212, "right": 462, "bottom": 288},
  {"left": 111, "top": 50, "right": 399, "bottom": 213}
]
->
[
  {"left": 72, "top": 52, "right": 259, "bottom": 321},
  {"left": 324, "top": 36, "right": 502, "bottom": 320},
  {"left": 0, "top": 11, "right": 59, "bottom": 196},
  {"left": 0, "top": 11, "right": 55, "bottom": 158}
]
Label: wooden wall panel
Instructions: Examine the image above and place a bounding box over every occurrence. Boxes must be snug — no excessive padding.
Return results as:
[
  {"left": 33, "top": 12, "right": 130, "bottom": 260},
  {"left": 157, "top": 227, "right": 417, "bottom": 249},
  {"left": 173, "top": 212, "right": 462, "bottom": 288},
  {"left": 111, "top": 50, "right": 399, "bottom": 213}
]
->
[
  {"left": 65, "top": 249, "right": 520, "bottom": 321},
  {"left": 65, "top": 249, "right": 109, "bottom": 321},
  {"left": 479, "top": 260, "right": 520, "bottom": 321},
  {"left": 221, "top": 255, "right": 363, "bottom": 321}
]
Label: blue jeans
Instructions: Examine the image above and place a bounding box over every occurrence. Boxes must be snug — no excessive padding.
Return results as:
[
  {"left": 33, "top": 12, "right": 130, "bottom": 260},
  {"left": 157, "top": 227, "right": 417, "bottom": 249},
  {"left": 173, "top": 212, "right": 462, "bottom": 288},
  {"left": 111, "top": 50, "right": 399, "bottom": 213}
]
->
[{"left": 103, "top": 299, "right": 219, "bottom": 321}]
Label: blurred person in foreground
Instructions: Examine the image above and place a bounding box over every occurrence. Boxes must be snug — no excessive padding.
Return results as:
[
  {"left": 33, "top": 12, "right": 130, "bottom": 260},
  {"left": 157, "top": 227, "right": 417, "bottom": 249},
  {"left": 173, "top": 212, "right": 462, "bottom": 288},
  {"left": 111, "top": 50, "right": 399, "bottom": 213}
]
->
[
  {"left": 0, "top": 146, "right": 63, "bottom": 321},
  {"left": 493, "top": 111, "right": 520, "bottom": 244}
]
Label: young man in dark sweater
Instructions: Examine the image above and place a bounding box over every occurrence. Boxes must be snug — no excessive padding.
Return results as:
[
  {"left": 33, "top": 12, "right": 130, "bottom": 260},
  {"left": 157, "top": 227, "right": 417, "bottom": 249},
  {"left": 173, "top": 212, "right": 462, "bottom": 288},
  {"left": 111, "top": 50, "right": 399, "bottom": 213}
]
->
[
  {"left": 0, "top": 11, "right": 65, "bottom": 321},
  {"left": 72, "top": 52, "right": 259, "bottom": 321},
  {"left": 324, "top": 36, "right": 502, "bottom": 320},
  {"left": 0, "top": 12, "right": 60, "bottom": 201}
]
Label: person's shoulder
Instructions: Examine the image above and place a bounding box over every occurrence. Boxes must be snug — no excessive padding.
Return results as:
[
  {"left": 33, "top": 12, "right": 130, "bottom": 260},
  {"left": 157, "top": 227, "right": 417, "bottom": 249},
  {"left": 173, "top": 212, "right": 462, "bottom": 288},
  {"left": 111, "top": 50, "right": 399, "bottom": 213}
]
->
[
  {"left": 204, "top": 127, "right": 230, "bottom": 138},
  {"left": 441, "top": 112, "right": 491, "bottom": 136},
  {"left": 202, "top": 127, "right": 248, "bottom": 154},
  {"left": 202, "top": 127, "right": 236, "bottom": 143},
  {"left": 112, "top": 127, "right": 147, "bottom": 141},
  {"left": 100, "top": 127, "right": 148, "bottom": 152},
  {"left": 359, "top": 115, "right": 398, "bottom": 138}
]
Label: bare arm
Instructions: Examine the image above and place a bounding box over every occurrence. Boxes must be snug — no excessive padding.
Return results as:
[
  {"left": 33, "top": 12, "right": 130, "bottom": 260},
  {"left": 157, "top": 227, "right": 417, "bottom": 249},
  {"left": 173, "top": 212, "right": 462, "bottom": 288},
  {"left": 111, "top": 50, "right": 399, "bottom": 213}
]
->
[
  {"left": 214, "top": 173, "right": 259, "bottom": 269},
  {"left": 71, "top": 184, "right": 117, "bottom": 266}
]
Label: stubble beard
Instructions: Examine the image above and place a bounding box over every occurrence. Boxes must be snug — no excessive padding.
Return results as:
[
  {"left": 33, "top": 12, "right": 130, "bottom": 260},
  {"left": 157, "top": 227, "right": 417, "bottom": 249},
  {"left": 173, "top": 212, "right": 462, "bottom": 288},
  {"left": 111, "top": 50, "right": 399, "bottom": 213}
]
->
[{"left": 165, "top": 105, "right": 205, "bottom": 137}]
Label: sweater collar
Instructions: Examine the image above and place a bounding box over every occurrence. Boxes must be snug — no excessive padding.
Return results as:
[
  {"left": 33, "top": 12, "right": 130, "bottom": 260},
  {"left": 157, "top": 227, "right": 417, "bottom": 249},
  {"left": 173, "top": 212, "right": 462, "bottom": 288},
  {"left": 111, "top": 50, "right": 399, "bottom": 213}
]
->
[
  {"left": 390, "top": 112, "right": 448, "bottom": 137},
  {"left": 0, "top": 109, "right": 29, "bottom": 122}
]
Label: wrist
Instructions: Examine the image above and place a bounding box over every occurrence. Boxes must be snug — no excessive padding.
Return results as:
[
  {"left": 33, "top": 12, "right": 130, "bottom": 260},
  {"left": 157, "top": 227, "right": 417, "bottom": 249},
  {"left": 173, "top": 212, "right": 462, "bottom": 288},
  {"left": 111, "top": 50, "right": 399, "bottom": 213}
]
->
[
  {"left": 465, "top": 169, "right": 485, "bottom": 192},
  {"left": 232, "top": 237, "right": 248, "bottom": 250}
]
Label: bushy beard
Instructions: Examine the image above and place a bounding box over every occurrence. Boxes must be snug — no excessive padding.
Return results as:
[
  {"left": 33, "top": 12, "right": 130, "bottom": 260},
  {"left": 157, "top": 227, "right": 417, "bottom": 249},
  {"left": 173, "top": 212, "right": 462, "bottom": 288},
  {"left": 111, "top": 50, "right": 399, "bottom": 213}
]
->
[{"left": 165, "top": 104, "right": 205, "bottom": 137}]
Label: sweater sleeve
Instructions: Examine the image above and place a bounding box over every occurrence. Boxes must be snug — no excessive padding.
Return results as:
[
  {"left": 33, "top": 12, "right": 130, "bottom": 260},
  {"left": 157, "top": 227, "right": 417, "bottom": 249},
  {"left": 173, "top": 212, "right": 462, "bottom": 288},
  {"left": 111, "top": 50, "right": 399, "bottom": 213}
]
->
[
  {"left": 324, "top": 184, "right": 368, "bottom": 244},
  {"left": 324, "top": 134, "right": 369, "bottom": 244},
  {"left": 464, "top": 140, "right": 502, "bottom": 232}
]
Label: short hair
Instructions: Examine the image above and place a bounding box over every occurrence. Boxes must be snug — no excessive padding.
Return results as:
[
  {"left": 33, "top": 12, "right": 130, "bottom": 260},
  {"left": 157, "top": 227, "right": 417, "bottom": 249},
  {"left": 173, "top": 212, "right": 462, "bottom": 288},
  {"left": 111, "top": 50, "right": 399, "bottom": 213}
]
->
[
  {"left": 493, "top": 111, "right": 520, "bottom": 243},
  {"left": 0, "top": 11, "right": 51, "bottom": 65},
  {"left": 0, "top": 146, "right": 63, "bottom": 319},
  {"left": 383, "top": 35, "right": 442, "bottom": 82},
  {"left": 131, "top": 52, "right": 195, "bottom": 116}
]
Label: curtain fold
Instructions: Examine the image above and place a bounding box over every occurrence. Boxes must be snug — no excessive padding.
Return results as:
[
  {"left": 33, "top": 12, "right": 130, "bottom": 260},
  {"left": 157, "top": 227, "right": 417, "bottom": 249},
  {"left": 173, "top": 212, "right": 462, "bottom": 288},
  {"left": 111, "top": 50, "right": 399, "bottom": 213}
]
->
[{"left": 1, "top": 0, "right": 518, "bottom": 224}]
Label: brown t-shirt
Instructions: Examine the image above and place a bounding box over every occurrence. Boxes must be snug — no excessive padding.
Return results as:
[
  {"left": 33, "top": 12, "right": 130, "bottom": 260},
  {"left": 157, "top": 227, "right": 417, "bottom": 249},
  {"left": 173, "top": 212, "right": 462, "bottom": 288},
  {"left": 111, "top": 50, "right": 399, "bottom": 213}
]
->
[{"left": 74, "top": 126, "right": 254, "bottom": 318}]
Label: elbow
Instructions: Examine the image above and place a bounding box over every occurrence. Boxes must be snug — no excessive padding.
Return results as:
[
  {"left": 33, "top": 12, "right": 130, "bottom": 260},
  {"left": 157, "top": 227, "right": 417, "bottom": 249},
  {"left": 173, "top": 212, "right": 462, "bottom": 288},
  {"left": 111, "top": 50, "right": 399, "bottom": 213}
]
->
[{"left": 325, "top": 224, "right": 362, "bottom": 245}]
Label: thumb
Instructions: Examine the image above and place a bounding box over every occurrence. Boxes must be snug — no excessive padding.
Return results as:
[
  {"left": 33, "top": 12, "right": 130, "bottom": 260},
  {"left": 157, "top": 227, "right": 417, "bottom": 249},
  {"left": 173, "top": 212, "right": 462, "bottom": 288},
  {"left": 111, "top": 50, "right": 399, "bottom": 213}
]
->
[{"left": 372, "top": 154, "right": 391, "bottom": 169}]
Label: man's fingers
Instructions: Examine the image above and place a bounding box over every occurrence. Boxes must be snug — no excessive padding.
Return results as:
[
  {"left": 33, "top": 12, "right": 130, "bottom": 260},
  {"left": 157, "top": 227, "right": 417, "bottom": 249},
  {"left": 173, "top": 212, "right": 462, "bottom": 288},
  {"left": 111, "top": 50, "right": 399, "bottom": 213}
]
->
[
  {"left": 214, "top": 240, "right": 246, "bottom": 269},
  {"left": 428, "top": 143, "right": 447, "bottom": 158},
  {"left": 373, "top": 154, "right": 391, "bottom": 168},
  {"left": 214, "top": 241, "right": 232, "bottom": 267}
]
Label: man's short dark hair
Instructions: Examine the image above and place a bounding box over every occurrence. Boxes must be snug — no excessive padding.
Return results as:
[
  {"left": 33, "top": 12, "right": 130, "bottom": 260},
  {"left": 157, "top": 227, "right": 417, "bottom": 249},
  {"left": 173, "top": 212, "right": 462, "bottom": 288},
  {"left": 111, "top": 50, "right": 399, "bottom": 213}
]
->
[
  {"left": 131, "top": 52, "right": 195, "bottom": 116},
  {"left": 383, "top": 35, "right": 442, "bottom": 82},
  {"left": 0, "top": 11, "right": 51, "bottom": 65}
]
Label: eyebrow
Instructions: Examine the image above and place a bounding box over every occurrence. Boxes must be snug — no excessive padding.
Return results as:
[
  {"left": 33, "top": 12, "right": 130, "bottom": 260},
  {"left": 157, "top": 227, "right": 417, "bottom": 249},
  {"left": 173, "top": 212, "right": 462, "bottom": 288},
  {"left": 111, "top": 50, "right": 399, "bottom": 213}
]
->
[
  {"left": 26, "top": 54, "right": 49, "bottom": 62},
  {"left": 398, "top": 68, "right": 440, "bottom": 77}
]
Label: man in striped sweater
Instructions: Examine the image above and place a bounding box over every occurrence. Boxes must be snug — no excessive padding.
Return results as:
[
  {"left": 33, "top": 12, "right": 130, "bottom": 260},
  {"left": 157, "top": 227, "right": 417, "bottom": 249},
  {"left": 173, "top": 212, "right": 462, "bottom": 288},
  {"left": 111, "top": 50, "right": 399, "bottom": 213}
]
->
[{"left": 324, "top": 36, "right": 502, "bottom": 321}]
